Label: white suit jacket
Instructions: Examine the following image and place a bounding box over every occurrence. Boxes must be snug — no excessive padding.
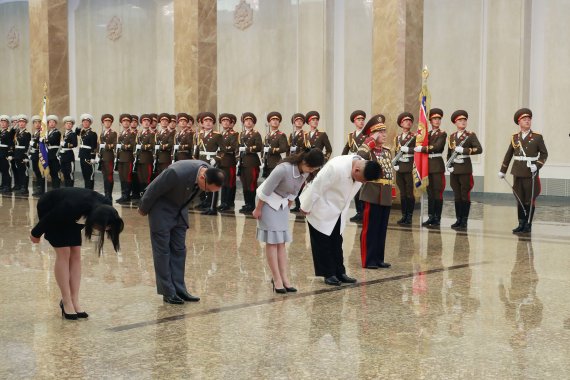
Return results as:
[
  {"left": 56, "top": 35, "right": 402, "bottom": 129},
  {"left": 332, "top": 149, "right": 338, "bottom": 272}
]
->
[{"left": 300, "top": 155, "right": 363, "bottom": 236}]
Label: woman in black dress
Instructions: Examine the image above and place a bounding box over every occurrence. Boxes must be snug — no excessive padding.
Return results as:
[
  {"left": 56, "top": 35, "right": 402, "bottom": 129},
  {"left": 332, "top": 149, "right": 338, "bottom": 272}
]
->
[{"left": 30, "top": 188, "right": 124, "bottom": 320}]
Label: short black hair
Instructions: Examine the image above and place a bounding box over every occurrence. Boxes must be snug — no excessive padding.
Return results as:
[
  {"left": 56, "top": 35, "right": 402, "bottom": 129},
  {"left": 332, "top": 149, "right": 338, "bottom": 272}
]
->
[
  {"left": 363, "top": 160, "right": 381, "bottom": 181},
  {"left": 205, "top": 168, "right": 224, "bottom": 187}
]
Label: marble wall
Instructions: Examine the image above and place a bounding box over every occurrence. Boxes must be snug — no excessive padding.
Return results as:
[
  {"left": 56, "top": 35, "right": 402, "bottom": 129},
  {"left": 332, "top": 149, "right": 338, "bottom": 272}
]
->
[{"left": 0, "top": 1, "right": 31, "bottom": 115}]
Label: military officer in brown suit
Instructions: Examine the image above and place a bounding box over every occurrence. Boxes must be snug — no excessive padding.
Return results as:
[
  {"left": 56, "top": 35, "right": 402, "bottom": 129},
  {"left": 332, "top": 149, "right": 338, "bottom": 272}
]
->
[
  {"left": 129, "top": 114, "right": 141, "bottom": 201},
  {"left": 136, "top": 114, "right": 156, "bottom": 189},
  {"left": 238, "top": 112, "right": 263, "bottom": 214},
  {"left": 116, "top": 114, "right": 136, "bottom": 204},
  {"left": 154, "top": 113, "right": 175, "bottom": 176},
  {"left": 357, "top": 114, "right": 392, "bottom": 269},
  {"left": 195, "top": 112, "right": 224, "bottom": 215},
  {"left": 305, "top": 111, "right": 332, "bottom": 161},
  {"left": 262, "top": 111, "right": 289, "bottom": 178},
  {"left": 99, "top": 114, "right": 118, "bottom": 201},
  {"left": 343, "top": 110, "right": 368, "bottom": 222},
  {"left": 174, "top": 113, "right": 194, "bottom": 161},
  {"left": 218, "top": 113, "right": 239, "bottom": 212},
  {"left": 446, "top": 110, "right": 483, "bottom": 230},
  {"left": 498, "top": 108, "right": 548, "bottom": 234},
  {"left": 415, "top": 108, "right": 448, "bottom": 227},
  {"left": 394, "top": 112, "right": 417, "bottom": 225},
  {"left": 288, "top": 113, "right": 308, "bottom": 212}
]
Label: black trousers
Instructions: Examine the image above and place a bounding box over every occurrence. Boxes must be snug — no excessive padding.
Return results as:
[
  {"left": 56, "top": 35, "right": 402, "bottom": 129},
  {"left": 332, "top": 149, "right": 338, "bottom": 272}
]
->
[
  {"left": 48, "top": 155, "right": 61, "bottom": 186},
  {"left": 308, "top": 217, "right": 346, "bottom": 278},
  {"left": 15, "top": 159, "right": 29, "bottom": 189},
  {"left": 80, "top": 158, "right": 94, "bottom": 189},
  {"left": 360, "top": 202, "right": 391, "bottom": 267},
  {"left": 60, "top": 160, "right": 74, "bottom": 183},
  {"left": 0, "top": 157, "right": 11, "bottom": 187}
]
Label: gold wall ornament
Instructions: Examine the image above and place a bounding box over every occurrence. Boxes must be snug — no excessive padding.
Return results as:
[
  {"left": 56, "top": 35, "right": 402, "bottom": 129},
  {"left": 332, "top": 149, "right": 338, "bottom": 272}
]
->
[
  {"left": 7, "top": 26, "right": 19, "bottom": 49},
  {"left": 234, "top": 0, "right": 253, "bottom": 31},
  {"left": 106, "top": 16, "right": 123, "bottom": 41}
]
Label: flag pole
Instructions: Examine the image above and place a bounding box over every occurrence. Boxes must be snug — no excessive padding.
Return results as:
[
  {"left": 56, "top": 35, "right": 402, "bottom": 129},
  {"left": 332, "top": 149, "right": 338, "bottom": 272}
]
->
[{"left": 41, "top": 83, "right": 48, "bottom": 194}]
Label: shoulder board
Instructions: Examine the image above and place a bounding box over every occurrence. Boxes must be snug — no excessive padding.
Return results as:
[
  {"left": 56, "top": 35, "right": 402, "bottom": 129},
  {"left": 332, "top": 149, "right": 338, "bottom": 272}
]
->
[
  {"left": 212, "top": 131, "right": 220, "bottom": 134},
  {"left": 465, "top": 131, "right": 473, "bottom": 136},
  {"left": 531, "top": 131, "right": 541, "bottom": 135},
  {"left": 512, "top": 132, "right": 519, "bottom": 137},
  {"left": 382, "top": 146, "right": 391, "bottom": 151}
]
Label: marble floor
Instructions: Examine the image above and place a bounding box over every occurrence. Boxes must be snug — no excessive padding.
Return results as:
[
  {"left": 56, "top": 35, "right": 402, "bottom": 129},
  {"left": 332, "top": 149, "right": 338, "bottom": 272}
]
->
[{"left": 1, "top": 189, "right": 569, "bottom": 379}]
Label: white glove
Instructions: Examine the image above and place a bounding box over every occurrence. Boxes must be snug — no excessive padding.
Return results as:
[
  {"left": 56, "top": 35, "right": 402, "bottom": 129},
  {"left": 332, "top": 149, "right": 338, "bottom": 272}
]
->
[
  {"left": 239, "top": 147, "right": 246, "bottom": 153},
  {"left": 400, "top": 146, "right": 410, "bottom": 153},
  {"left": 60, "top": 141, "right": 65, "bottom": 147},
  {"left": 99, "top": 143, "right": 105, "bottom": 149},
  {"left": 154, "top": 144, "right": 160, "bottom": 150},
  {"left": 7, "top": 156, "right": 13, "bottom": 161},
  {"left": 136, "top": 144, "right": 142, "bottom": 150},
  {"left": 448, "top": 167, "right": 454, "bottom": 173},
  {"left": 91, "top": 157, "right": 100, "bottom": 164},
  {"left": 209, "top": 158, "right": 216, "bottom": 166},
  {"left": 455, "top": 146, "right": 464, "bottom": 154},
  {"left": 393, "top": 165, "right": 400, "bottom": 172},
  {"left": 23, "top": 159, "right": 29, "bottom": 163},
  {"left": 530, "top": 164, "right": 537, "bottom": 173},
  {"left": 290, "top": 146, "right": 297, "bottom": 153},
  {"left": 263, "top": 147, "right": 270, "bottom": 153},
  {"left": 413, "top": 146, "right": 422, "bottom": 153},
  {"left": 174, "top": 144, "right": 179, "bottom": 150},
  {"left": 116, "top": 144, "right": 122, "bottom": 150},
  {"left": 498, "top": 172, "right": 505, "bottom": 179}
]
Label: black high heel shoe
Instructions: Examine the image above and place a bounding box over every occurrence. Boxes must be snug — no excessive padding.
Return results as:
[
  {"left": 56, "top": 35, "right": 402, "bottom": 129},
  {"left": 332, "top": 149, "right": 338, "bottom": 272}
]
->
[
  {"left": 271, "top": 279, "right": 287, "bottom": 294},
  {"left": 59, "top": 300, "right": 78, "bottom": 320},
  {"left": 284, "top": 285, "right": 297, "bottom": 293},
  {"left": 76, "top": 311, "right": 89, "bottom": 319}
]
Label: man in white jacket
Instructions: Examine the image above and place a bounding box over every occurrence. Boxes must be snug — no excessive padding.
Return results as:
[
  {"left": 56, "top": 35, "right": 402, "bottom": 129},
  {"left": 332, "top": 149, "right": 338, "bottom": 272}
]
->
[{"left": 300, "top": 155, "right": 381, "bottom": 285}]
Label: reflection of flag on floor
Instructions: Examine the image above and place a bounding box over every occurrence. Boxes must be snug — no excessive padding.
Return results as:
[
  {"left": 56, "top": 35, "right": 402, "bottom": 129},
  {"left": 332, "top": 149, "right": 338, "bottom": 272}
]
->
[
  {"left": 38, "top": 95, "right": 50, "bottom": 177},
  {"left": 413, "top": 67, "right": 430, "bottom": 192}
]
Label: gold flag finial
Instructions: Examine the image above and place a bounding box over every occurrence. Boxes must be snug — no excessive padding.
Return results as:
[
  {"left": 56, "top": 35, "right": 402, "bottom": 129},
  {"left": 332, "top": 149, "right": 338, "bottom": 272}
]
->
[
  {"left": 43, "top": 82, "right": 47, "bottom": 95},
  {"left": 422, "top": 66, "right": 429, "bottom": 82}
]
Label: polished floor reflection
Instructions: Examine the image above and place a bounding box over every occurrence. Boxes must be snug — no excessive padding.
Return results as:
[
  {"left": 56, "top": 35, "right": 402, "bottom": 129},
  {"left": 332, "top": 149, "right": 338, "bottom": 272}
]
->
[{"left": 1, "top": 192, "right": 569, "bottom": 379}]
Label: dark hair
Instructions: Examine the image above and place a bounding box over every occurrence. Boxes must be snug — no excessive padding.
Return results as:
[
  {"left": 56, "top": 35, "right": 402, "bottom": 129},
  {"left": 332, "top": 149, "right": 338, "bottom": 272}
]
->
[
  {"left": 205, "top": 168, "right": 224, "bottom": 187},
  {"left": 85, "top": 205, "right": 124, "bottom": 255},
  {"left": 281, "top": 148, "right": 325, "bottom": 168},
  {"left": 363, "top": 160, "right": 381, "bottom": 181}
]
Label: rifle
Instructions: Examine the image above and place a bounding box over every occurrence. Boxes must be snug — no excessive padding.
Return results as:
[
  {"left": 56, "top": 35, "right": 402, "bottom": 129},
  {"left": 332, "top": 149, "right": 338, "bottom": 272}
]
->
[
  {"left": 391, "top": 135, "right": 415, "bottom": 166},
  {"left": 172, "top": 131, "right": 180, "bottom": 161},
  {"left": 152, "top": 143, "right": 160, "bottom": 174},
  {"left": 97, "top": 126, "right": 105, "bottom": 171},
  {"left": 113, "top": 141, "right": 120, "bottom": 171},
  {"left": 236, "top": 123, "right": 245, "bottom": 177},
  {"left": 445, "top": 135, "right": 469, "bottom": 171},
  {"left": 261, "top": 117, "right": 270, "bottom": 178},
  {"left": 132, "top": 134, "right": 141, "bottom": 174}
]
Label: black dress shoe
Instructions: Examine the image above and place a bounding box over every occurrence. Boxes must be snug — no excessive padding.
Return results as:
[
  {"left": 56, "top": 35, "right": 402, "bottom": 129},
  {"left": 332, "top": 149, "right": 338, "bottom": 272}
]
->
[
  {"left": 76, "top": 311, "right": 89, "bottom": 318},
  {"left": 378, "top": 262, "right": 391, "bottom": 268},
  {"left": 59, "top": 300, "right": 78, "bottom": 320},
  {"left": 365, "top": 265, "right": 379, "bottom": 269},
  {"left": 177, "top": 291, "right": 200, "bottom": 302},
  {"left": 163, "top": 294, "right": 185, "bottom": 304},
  {"left": 201, "top": 209, "right": 218, "bottom": 216},
  {"left": 349, "top": 213, "right": 363, "bottom": 223},
  {"left": 338, "top": 274, "right": 357, "bottom": 283},
  {"left": 324, "top": 276, "right": 342, "bottom": 286},
  {"left": 284, "top": 286, "right": 298, "bottom": 293}
]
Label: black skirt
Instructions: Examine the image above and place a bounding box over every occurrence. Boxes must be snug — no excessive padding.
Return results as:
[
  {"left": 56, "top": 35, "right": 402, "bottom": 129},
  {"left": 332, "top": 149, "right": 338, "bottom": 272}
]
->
[{"left": 44, "top": 223, "right": 84, "bottom": 248}]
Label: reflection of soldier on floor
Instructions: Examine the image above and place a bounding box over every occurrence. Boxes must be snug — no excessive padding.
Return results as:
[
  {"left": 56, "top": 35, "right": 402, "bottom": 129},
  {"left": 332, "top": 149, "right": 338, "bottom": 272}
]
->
[{"left": 499, "top": 237, "right": 543, "bottom": 348}]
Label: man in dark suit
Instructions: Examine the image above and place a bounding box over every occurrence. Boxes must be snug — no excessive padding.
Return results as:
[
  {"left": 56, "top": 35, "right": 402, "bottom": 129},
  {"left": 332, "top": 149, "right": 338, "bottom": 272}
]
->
[{"left": 138, "top": 160, "right": 224, "bottom": 304}]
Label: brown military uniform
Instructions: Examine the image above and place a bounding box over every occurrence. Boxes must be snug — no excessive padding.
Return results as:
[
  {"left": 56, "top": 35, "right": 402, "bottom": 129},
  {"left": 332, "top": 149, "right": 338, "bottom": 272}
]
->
[
  {"left": 447, "top": 130, "right": 483, "bottom": 201},
  {"left": 99, "top": 129, "right": 117, "bottom": 197},
  {"left": 195, "top": 130, "right": 224, "bottom": 165},
  {"left": 155, "top": 128, "right": 175, "bottom": 174},
  {"left": 263, "top": 129, "right": 288, "bottom": 177},
  {"left": 218, "top": 128, "right": 239, "bottom": 210},
  {"left": 307, "top": 129, "right": 332, "bottom": 160},
  {"left": 418, "top": 128, "right": 447, "bottom": 201},
  {"left": 137, "top": 129, "right": 155, "bottom": 187},
  {"left": 117, "top": 128, "right": 136, "bottom": 182},
  {"left": 238, "top": 128, "right": 263, "bottom": 211},
  {"left": 174, "top": 128, "right": 194, "bottom": 161},
  {"left": 393, "top": 131, "right": 417, "bottom": 224},
  {"left": 287, "top": 129, "right": 308, "bottom": 156},
  {"left": 341, "top": 130, "right": 367, "bottom": 155}
]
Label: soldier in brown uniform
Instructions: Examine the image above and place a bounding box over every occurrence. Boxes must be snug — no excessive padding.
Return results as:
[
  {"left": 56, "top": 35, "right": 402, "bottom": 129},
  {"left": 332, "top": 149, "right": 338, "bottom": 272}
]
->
[
  {"left": 305, "top": 111, "right": 332, "bottom": 161},
  {"left": 218, "top": 113, "right": 239, "bottom": 212},
  {"left": 498, "top": 108, "right": 548, "bottom": 234},
  {"left": 446, "top": 110, "right": 483, "bottom": 230},
  {"left": 99, "top": 114, "right": 118, "bottom": 201},
  {"left": 116, "top": 114, "right": 136, "bottom": 204},
  {"left": 174, "top": 113, "right": 194, "bottom": 161},
  {"left": 154, "top": 113, "right": 175, "bottom": 176},
  {"left": 287, "top": 113, "right": 308, "bottom": 212},
  {"left": 357, "top": 114, "right": 392, "bottom": 269},
  {"left": 343, "top": 110, "right": 368, "bottom": 222},
  {"left": 194, "top": 112, "right": 224, "bottom": 215},
  {"left": 136, "top": 114, "right": 156, "bottom": 189},
  {"left": 262, "top": 111, "right": 289, "bottom": 178},
  {"left": 129, "top": 114, "right": 141, "bottom": 201},
  {"left": 238, "top": 112, "right": 263, "bottom": 214},
  {"left": 393, "top": 112, "right": 417, "bottom": 225},
  {"left": 415, "top": 108, "right": 448, "bottom": 227}
]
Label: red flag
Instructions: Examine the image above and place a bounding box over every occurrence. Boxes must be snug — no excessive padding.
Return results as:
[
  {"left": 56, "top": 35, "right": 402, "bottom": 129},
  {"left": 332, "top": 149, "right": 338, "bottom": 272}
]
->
[{"left": 413, "top": 67, "right": 430, "bottom": 192}]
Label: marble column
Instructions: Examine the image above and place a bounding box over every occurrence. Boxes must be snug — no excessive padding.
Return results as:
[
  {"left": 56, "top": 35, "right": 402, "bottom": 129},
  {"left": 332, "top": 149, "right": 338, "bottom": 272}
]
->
[
  {"left": 174, "top": 0, "right": 217, "bottom": 115},
  {"left": 372, "top": 0, "right": 423, "bottom": 144},
  {"left": 28, "top": 0, "right": 69, "bottom": 118}
]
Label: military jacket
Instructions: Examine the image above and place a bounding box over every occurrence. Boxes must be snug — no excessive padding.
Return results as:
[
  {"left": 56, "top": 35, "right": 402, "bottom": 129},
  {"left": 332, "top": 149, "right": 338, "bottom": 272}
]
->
[
  {"left": 219, "top": 129, "right": 238, "bottom": 167},
  {"left": 59, "top": 130, "right": 78, "bottom": 163},
  {"left": 14, "top": 129, "right": 31, "bottom": 160},
  {"left": 195, "top": 130, "right": 223, "bottom": 164},
  {"left": 117, "top": 129, "right": 136, "bottom": 163},
  {"left": 264, "top": 130, "right": 288, "bottom": 169},
  {"left": 287, "top": 129, "right": 308, "bottom": 156},
  {"left": 357, "top": 138, "right": 394, "bottom": 207},
  {"left": 500, "top": 130, "right": 548, "bottom": 178},
  {"left": 29, "top": 130, "right": 41, "bottom": 159},
  {"left": 77, "top": 127, "right": 98, "bottom": 160},
  {"left": 46, "top": 128, "right": 61, "bottom": 160},
  {"left": 156, "top": 128, "right": 175, "bottom": 164},
  {"left": 393, "top": 131, "right": 417, "bottom": 173},
  {"left": 239, "top": 129, "right": 263, "bottom": 167},
  {"left": 416, "top": 128, "right": 447, "bottom": 173},
  {"left": 138, "top": 129, "right": 156, "bottom": 164},
  {"left": 307, "top": 129, "right": 332, "bottom": 160},
  {"left": 446, "top": 130, "right": 483, "bottom": 175},
  {"left": 100, "top": 129, "right": 118, "bottom": 162},
  {"left": 341, "top": 130, "right": 367, "bottom": 155},
  {"left": 0, "top": 128, "right": 15, "bottom": 158}
]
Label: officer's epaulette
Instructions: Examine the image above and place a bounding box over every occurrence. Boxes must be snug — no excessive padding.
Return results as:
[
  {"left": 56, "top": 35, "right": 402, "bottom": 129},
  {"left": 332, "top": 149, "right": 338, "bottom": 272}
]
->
[
  {"left": 212, "top": 131, "right": 220, "bottom": 134},
  {"left": 531, "top": 131, "right": 541, "bottom": 135},
  {"left": 465, "top": 130, "right": 473, "bottom": 136},
  {"left": 382, "top": 145, "right": 391, "bottom": 151}
]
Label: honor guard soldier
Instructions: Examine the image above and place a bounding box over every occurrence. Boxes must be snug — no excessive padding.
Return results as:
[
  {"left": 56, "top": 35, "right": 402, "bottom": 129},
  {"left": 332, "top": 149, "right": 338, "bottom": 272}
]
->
[
  {"left": 129, "top": 114, "right": 141, "bottom": 201},
  {"left": 10, "top": 115, "right": 18, "bottom": 130},
  {"left": 130, "top": 114, "right": 139, "bottom": 130},
  {"left": 357, "top": 114, "right": 392, "bottom": 269},
  {"left": 13, "top": 115, "right": 32, "bottom": 195},
  {"left": 0, "top": 115, "right": 15, "bottom": 193},
  {"left": 238, "top": 112, "right": 263, "bottom": 214},
  {"left": 446, "top": 110, "right": 483, "bottom": 230},
  {"left": 150, "top": 113, "right": 159, "bottom": 130},
  {"left": 116, "top": 114, "right": 136, "bottom": 203},
  {"left": 393, "top": 112, "right": 417, "bottom": 225},
  {"left": 343, "top": 110, "right": 367, "bottom": 222},
  {"left": 194, "top": 111, "right": 224, "bottom": 215},
  {"left": 218, "top": 113, "right": 239, "bottom": 212},
  {"left": 9, "top": 115, "right": 18, "bottom": 187},
  {"left": 76, "top": 114, "right": 98, "bottom": 190},
  {"left": 99, "top": 114, "right": 118, "bottom": 201},
  {"left": 46, "top": 115, "right": 62, "bottom": 189},
  {"left": 155, "top": 113, "right": 175, "bottom": 175},
  {"left": 288, "top": 113, "right": 308, "bottom": 212},
  {"left": 262, "top": 111, "right": 289, "bottom": 178},
  {"left": 59, "top": 116, "right": 78, "bottom": 188},
  {"left": 498, "top": 108, "right": 548, "bottom": 234},
  {"left": 416, "top": 108, "right": 448, "bottom": 227},
  {"left": 174, "top": 113, "right": 194, "bottom": 161},
  {"left": 29, "top": 115, "right": 44, "bottom": 196},
  {"left": 136, "top": 114, "right": 156, "bottom": 189},
  {"left": 305, "top": 110, "right": 332, "bottom": 161}
]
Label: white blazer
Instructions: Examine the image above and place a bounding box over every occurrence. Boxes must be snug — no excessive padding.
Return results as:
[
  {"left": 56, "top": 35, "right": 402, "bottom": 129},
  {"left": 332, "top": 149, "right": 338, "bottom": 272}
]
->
[{"left": 300, "top": 155, "right": 363, "bottom": 236}]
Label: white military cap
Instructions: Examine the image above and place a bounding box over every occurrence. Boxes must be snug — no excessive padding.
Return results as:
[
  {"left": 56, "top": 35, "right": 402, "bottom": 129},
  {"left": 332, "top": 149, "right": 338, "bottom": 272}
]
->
[
  {"left": 80, "top": 113, "right": 93, "bottom": 123},
  {"left": 18, "top": 114, "right": 28, "bottom": 122},
  {"left": 62, "top": 116, "right": 75, "bottom": 124},
  {"left": 11, "top": 115, "right": 18, "bottom": 121},
  {"left": 47, "top": 115, "right": 59, "bottom": 123},
  {"left": 31, "top": 115, "right": 42, "bottom": 122},
  {"left": 0, "top": 115, "right": 10, "bottom": 122}
]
